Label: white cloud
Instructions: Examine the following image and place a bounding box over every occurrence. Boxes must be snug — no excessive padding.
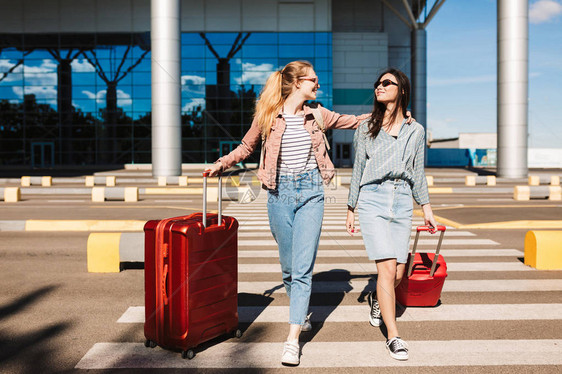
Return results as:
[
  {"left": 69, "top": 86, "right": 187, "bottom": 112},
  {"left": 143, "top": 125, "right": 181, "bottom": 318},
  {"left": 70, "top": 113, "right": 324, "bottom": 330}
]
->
[
  {"left": 4, "top": 59, "right": 58, "bottom": 102},
  {"left": 530, "top": 0, "right": 562, "bottom": 23},
  {"left": 182, "top": 98, "right": 205, "bottom": 112},
  {"left": 181, "top": 75, "right": 205, "bottom": 86},
  {"left": 0, "top": 59, "right": 16, "bottom": 74},
  {"left": 82, "top": 89, "right": 132, "bottom": 107},
  {"left": 22, "top": 59, "right": 57, "bottom": 74},
  {"left": 235, "top": 62, "right": 278, "bottom": 85},
  {"left": 71, "top": 59, "right": 96, "bottom": 73},
  {"left": 181, "top": 75, "right": 206, "bottom": 99},
  {"left": 0, "top": 59, "right": 57, "bottom": 87},
  {"left": 12, "top": 86, "right": 57, "bottom": 103}
]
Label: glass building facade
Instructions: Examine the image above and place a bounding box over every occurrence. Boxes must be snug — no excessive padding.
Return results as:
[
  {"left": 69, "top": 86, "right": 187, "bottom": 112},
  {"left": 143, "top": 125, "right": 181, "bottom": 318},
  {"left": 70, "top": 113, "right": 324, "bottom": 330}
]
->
[{"left": 0, "top": 32, "right": 332, "bottom": 166}]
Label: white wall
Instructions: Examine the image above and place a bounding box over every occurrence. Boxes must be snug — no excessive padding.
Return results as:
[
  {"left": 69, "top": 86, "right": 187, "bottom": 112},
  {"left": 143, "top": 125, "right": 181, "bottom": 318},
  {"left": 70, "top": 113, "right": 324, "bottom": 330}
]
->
[
  {"left": 528, "top": 148, "right": 562, "bottom": 168},
  {"left": 459, "top": 133, "right": 497, "bottom": 149}
]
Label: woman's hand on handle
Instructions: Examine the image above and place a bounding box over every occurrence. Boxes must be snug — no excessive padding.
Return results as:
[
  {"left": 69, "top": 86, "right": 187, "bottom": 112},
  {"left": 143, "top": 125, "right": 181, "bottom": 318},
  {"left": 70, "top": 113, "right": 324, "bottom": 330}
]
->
[
  {"left": 346, "top": 208, "right": 356, "bottom": 236},
  {"left": 204, "top": 162, "right": 223, "bottom": 177},
  {"left": 422, "top": 203, "right": 438, "bottom": 232}
]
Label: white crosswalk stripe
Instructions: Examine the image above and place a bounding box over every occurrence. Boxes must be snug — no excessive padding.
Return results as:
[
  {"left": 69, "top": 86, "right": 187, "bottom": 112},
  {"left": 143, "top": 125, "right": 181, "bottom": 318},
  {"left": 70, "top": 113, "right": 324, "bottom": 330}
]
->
[
  {"left": 238, "top": 249, "right": 523, "bottom": 257},
  {"left": 238, "top": 238, "right": 498, "bottom": 246},
  {"left": 76, "top": 340, "right": 562, "bottom": 369},
  {"left": 239, "top": 230, "right": 477, "bottom": 237},
  {"left": 116, "top": 304, "right": 562, "bottom": 324},
  {"left": 236, "top": 279, "right": 562, "bottom": 294},
  {"left": 238, "top": 262, "right": 531, "bottom": 273}
]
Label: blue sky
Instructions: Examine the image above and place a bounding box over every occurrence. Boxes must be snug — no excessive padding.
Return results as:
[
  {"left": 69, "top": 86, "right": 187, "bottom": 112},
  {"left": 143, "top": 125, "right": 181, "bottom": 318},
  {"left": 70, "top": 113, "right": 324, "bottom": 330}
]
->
[{"left": 427, "top": 0, "right": 562, "bottom": 148}]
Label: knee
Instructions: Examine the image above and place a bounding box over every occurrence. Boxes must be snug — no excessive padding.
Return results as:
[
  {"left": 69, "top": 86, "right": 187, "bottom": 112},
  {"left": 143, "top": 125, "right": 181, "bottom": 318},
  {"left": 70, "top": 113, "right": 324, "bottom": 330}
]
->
[{"left": 377, "top": 268, "right": 396, "bottom": 283}]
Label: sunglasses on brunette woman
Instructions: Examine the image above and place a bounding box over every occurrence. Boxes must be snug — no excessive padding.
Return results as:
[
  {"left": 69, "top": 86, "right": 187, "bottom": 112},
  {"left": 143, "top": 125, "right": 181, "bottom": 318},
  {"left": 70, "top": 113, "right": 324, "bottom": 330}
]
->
[{"left": 374, "top": 79, "right": 399, "bottom": 89}]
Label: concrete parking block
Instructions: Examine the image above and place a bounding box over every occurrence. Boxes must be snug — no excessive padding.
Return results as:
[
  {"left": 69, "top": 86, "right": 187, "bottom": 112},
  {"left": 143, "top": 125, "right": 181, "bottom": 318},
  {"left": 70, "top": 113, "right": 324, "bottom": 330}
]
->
[{"left": 525, "top": 230, "right": 562, "bottom": 270}]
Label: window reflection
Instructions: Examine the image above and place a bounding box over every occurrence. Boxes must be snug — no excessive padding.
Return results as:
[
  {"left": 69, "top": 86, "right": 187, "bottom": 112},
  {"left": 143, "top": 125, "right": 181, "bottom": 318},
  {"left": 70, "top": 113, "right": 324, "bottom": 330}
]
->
[{"left": 0, "top": 32, "right": 332, "bottom": 165}]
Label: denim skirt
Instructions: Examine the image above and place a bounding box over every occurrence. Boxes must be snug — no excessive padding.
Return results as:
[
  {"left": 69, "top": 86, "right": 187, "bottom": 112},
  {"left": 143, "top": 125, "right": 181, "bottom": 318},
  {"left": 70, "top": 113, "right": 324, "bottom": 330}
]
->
[{"left": 357, "top": 179, "right": 413, "bottom": 263}]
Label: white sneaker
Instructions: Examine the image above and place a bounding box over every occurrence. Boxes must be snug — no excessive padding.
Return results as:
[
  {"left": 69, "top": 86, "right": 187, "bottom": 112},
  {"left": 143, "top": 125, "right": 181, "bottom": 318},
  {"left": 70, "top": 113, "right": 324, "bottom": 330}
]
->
[
  {"left": 368, "top": 291, "right": 382, "bottom": 327},
  {"left": 386, "top": 337, "right": 409, "bottom": 361},
  {"left": 281, "top": 340, "right": 300, "bottom": 366},
  {"left": 301, "top": 313, "right": 312, "bottom": 332}
]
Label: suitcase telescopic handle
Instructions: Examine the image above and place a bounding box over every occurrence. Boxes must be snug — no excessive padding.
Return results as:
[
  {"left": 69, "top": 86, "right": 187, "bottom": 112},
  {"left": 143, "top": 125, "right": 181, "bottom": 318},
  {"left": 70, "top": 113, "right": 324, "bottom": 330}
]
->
[
  {"left": 202, "top": 171, "right": 222, "bottom": 228},
  {"left": 407, "top": 225, "right": 446, "bottom": 277}
]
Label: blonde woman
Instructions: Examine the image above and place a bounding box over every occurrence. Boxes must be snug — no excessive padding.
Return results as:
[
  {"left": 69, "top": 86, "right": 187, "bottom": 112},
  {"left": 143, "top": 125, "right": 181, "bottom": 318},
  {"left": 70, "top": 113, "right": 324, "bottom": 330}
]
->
[
  {"left": 205, "top": 60, "right": 372, "bottom": 366},
  {"left": 346, "top": 68, "right": 436, "bottom": 361}
]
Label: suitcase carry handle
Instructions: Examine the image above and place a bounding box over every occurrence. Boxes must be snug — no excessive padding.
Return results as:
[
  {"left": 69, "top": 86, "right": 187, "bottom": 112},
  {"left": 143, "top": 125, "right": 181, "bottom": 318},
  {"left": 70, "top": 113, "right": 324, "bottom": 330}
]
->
[
  {"left": 162, "top": 263, "right": 169, "bottom": 305},
  {"left": 202, "top": 171, "right": 223, "bottom": 228},
  {"left": 408, "top": 225, "right": 446, "bottom": 277}
]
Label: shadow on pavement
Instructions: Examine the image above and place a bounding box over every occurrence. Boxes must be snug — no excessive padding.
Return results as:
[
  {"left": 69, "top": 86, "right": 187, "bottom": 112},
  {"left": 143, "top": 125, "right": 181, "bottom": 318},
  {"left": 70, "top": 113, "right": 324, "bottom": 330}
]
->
[{"left": 0, "top": 285, "right": 73, "bottom": 374}]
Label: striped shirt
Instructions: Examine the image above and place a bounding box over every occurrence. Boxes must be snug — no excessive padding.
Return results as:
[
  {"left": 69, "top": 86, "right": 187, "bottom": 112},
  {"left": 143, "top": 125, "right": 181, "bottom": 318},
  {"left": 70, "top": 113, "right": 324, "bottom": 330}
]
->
[
  {"left": 278, "top": 114, "right": 318, "bottom": 174},
  {"left": 347, "top": 119, "right": 430, "bottom": 209}
]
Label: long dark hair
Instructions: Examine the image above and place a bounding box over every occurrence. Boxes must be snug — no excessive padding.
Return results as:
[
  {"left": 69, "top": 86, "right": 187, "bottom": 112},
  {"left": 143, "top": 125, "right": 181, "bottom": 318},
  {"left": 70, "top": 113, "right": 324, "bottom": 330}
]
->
[{"left": 367, "top": 68, "right": 411, "bottom": 138}]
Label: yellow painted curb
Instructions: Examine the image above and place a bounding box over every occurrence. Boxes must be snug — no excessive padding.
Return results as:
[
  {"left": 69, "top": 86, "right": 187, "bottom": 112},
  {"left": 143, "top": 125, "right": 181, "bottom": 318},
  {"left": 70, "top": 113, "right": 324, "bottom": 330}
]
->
[
  {"left": 430, "top": 214, "right": 462, "bottom": 228},
  {"left": 428, "top": 187, "right": 453, "bottom": 194},
  {"left": 524, "top": 230, "right": 562, "bottom": 270},
  {"left": 87, "top": 233, "right": 121, "bottom": 272},
  {"left": 461, "top": 220, "right": 562, "bottom": 229},
  {"left": 25, "top": 220, "right": 146, "bottom": 231},
  {"left": 188, "top": 177, "right": 218, "bottom": 184},
  {"left": 429, "top": 214, "right": 562, "bottom": 230}
]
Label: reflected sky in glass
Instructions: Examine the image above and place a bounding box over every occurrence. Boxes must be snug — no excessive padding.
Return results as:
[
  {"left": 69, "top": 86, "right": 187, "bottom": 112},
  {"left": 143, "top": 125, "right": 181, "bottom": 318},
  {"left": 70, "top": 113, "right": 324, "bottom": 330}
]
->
[{"left": 0, "top": 32, "right": 333, "bottom": 118}]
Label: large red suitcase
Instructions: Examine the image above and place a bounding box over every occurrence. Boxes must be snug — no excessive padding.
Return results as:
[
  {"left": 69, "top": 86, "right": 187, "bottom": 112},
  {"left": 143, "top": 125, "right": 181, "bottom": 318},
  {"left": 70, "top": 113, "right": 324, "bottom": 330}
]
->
[
  {"left": 395, "top": 225, "right": 447, "bottom": 307},
  {"left": 144, "top": 173, "right": 241, "bottom": 359}
]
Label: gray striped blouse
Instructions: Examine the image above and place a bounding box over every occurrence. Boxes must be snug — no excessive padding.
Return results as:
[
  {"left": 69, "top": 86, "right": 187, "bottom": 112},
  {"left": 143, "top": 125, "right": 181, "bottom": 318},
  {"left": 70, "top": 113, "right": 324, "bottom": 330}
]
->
[{"left": 347, "top": 119, "right": 430, "bottom": 209}]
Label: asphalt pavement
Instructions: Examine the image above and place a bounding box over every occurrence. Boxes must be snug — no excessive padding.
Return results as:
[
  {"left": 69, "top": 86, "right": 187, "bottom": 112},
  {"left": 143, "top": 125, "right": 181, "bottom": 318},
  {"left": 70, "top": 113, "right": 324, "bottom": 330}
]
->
[{"left": 0, "top": 167, "right": 561, "bottom": 373}]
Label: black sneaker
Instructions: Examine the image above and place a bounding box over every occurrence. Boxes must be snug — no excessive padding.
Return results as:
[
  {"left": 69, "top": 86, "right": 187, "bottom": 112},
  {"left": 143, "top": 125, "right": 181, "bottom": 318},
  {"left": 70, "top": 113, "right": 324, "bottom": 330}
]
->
[
  {"left": 386, "top": 337, "right": 409, "bottom": 360},
  {"left": 367, "top": 291, "right": 382, "bottom": 327}
]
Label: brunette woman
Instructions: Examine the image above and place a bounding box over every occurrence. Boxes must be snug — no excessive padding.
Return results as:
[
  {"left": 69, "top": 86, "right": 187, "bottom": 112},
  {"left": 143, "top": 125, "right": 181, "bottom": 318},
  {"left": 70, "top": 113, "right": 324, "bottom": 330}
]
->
[{"left": 345, "top": 68, "right": 437, "bottom": 361}]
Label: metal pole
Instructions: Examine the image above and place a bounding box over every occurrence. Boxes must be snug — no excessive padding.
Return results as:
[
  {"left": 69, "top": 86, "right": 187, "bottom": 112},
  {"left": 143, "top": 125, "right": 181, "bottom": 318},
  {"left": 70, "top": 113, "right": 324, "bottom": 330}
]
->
[
  {"left": 151, "top": 0, "right": 182, "bottom": 177},
  {"left": 497, "top": 0, "right": 529, "bottom": 178}
]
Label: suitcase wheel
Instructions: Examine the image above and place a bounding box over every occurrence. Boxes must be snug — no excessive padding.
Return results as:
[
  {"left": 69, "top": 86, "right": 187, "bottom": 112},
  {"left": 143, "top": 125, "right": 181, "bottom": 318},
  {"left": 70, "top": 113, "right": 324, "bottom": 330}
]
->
[
  {"left": 182, "top": 349, "right": 195, "bottom": 360},
  {"left": 234, "top": 329, "right": 243, "bottom": 338},
  {"left": 144, "top": 339, "right": 157, "bottom": 348}
]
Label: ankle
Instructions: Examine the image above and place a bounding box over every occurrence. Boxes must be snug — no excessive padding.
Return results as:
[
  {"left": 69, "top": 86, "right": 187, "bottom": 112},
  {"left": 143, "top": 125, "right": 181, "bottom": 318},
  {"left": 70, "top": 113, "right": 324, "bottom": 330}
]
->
[{"left": 387, "top": 333, "right": 399, "bottom": 341}]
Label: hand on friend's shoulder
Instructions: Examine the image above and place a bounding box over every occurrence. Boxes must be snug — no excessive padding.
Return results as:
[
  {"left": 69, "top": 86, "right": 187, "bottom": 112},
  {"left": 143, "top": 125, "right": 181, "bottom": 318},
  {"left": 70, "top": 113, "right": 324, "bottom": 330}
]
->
[{"left": 406, "top": 111, "right": 415, "bottom": 124}]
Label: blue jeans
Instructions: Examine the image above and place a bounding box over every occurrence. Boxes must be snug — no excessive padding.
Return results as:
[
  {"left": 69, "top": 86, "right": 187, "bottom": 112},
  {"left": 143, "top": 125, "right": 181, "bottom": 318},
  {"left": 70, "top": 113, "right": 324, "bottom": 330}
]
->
[{"left": 267, "top": 168, "right": 324, "bottom": 325}]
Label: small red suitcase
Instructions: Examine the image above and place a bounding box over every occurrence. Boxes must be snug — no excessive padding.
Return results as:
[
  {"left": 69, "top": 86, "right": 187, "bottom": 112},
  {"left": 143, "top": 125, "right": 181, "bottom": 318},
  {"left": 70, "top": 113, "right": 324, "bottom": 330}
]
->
[
  {"left": 144, "top": 173, "right": 241, "bottom": 359},
  {"left": 395, "top": 225, "right": 447, "bottom": 307}
]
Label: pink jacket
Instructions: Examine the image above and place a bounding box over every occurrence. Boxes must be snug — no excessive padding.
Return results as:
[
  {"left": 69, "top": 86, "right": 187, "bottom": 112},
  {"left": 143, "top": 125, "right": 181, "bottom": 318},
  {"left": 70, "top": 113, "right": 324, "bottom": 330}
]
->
[{"left": 217, "top": 105, "right": 370, "bottom": 189}]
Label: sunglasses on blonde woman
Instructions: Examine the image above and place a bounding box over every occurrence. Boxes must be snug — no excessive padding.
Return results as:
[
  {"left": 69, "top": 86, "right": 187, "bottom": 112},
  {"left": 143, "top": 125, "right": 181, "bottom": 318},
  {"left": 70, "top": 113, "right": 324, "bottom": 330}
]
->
[
  {"left": 374, "top": 79, "right": 398, "bottom": 89},
  {"left": 299, "top": 76, "right": 319, "bottom": 85}
]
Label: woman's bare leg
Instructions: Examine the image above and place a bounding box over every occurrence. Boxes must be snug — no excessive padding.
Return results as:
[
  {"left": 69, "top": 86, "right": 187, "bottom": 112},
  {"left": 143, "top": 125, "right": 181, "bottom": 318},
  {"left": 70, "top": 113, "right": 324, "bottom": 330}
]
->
[{"left": 376, "top": 258, "right": 400, "bottom": 339}]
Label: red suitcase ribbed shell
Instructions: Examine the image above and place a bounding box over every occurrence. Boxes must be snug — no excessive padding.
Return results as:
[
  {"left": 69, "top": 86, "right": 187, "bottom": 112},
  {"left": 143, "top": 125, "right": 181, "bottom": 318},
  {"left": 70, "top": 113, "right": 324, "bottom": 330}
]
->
[
  {"left": 144, "top": 212, "right": 239, "bottom": 354},
  {"left": 395, "top": 225, "right": 448, "bottom": 307},
  {"left": 395, "top": 252, "right": 447, "bottom": 307}
]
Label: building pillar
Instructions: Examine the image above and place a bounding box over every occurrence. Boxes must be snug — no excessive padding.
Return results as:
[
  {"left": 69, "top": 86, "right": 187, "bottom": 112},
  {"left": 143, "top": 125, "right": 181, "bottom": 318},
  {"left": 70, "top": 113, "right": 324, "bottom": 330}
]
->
[
  {"left": 411, "top": 27, "right": 427, "bottom": 133},
  {"left": 151, "top": 0, "right": 181, "bottom": 176},
  {"left": 497, "top": 0, "right": 528, "bottom": 178}
]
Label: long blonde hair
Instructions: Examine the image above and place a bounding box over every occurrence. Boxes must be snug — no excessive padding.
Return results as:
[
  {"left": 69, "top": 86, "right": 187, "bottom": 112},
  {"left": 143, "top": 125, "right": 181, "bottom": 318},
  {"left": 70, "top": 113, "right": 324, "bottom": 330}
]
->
[{"left": 254, "top": 60, "right": 313, "bottom": 139}]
